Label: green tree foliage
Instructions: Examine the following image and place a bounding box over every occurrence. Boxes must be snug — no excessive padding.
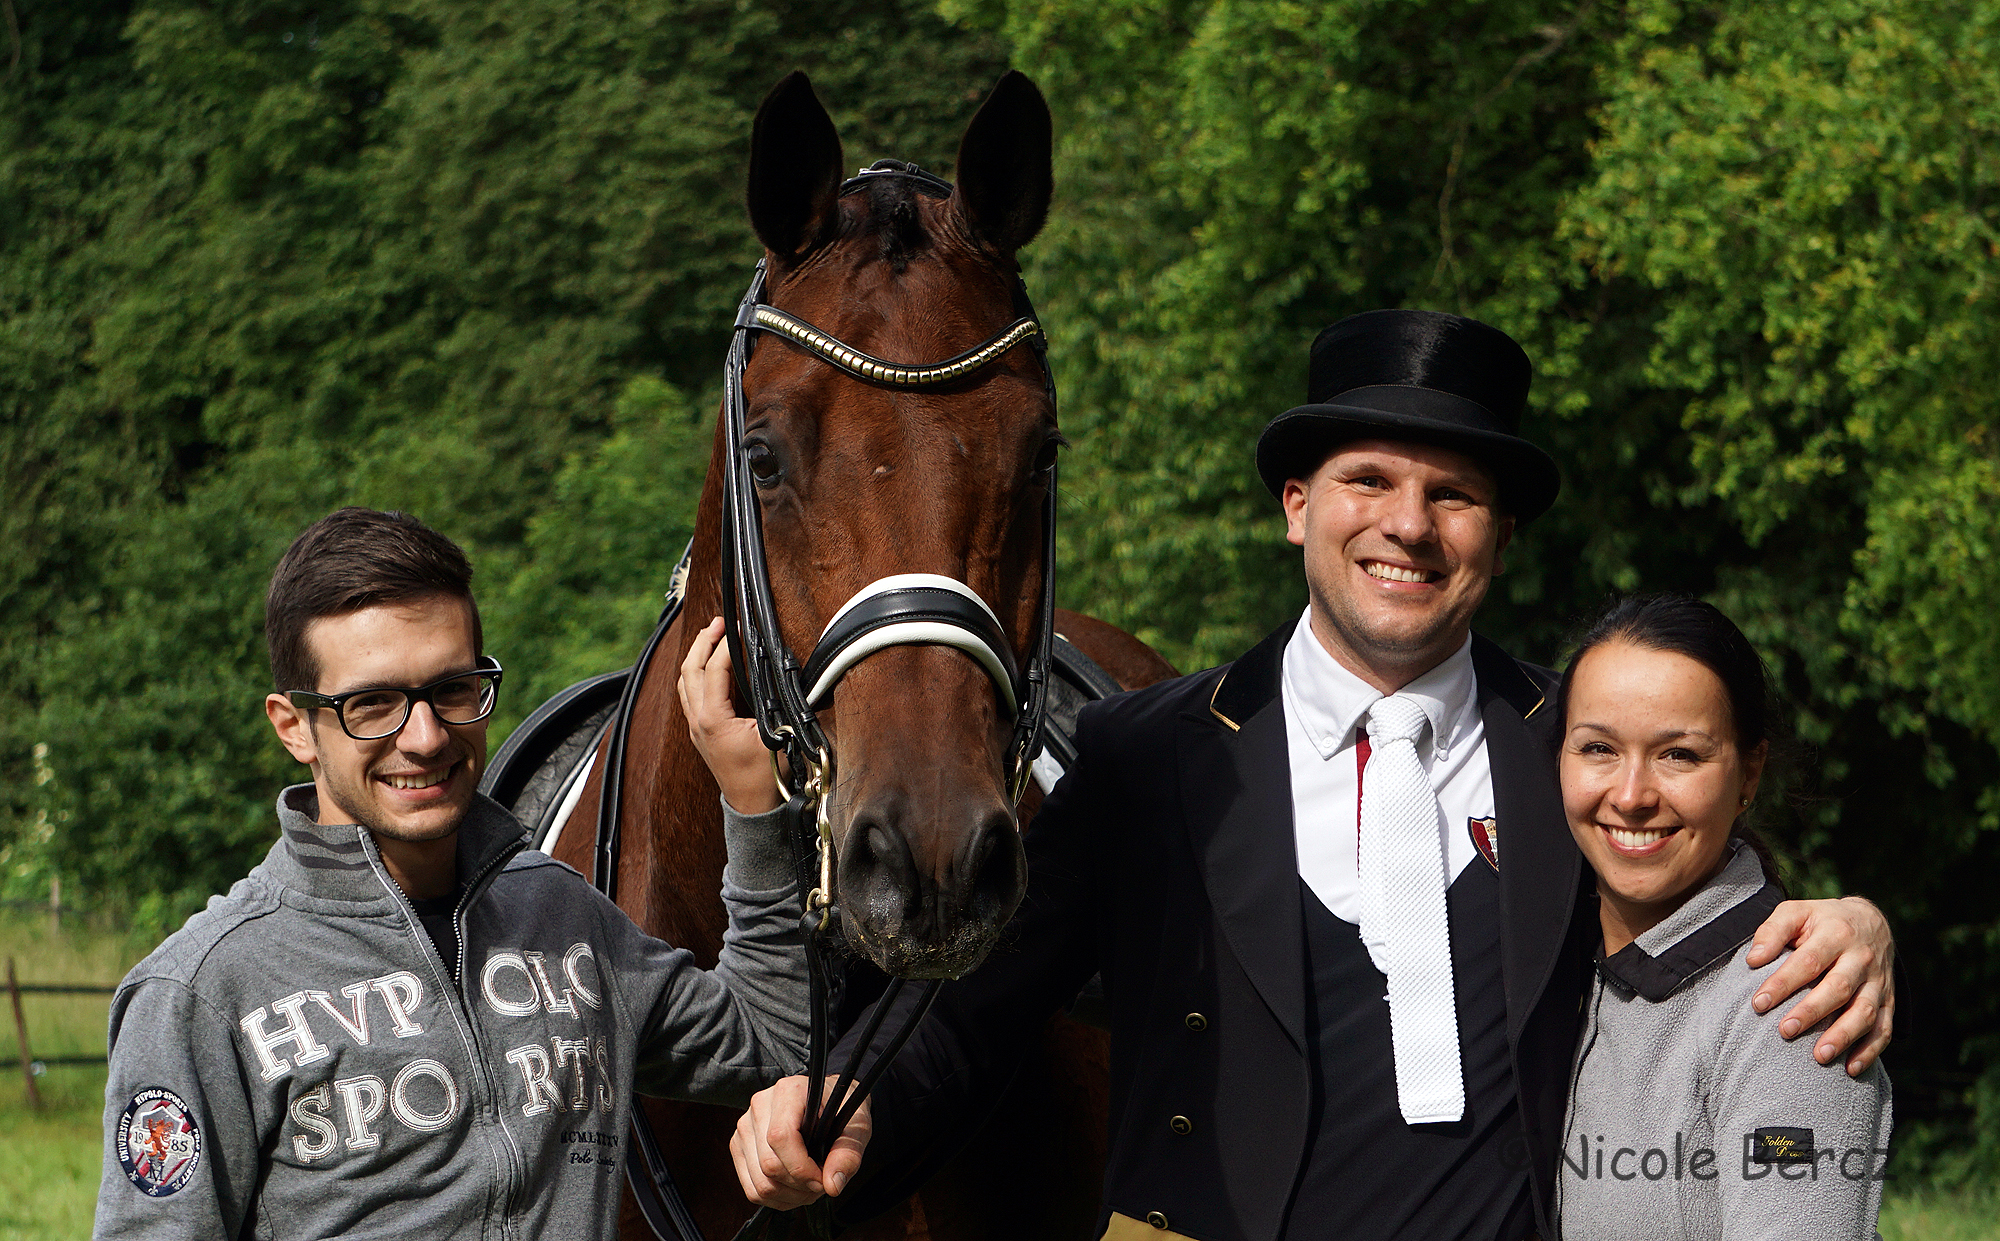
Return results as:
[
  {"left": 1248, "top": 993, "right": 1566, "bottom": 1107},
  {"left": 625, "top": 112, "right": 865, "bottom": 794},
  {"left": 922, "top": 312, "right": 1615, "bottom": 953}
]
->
[
  {"left": 6, "top": 0, "right": 2000, "bottom": 1176},
  {"left": 958, "top": 0, "right": 2000, "bottom": 1177},
  {"left": 0, "top": 0, "right": 1007, "bottom": 921},
  {"left": 1567, "top": 0, "right": 2000, "bottom": 1177}
]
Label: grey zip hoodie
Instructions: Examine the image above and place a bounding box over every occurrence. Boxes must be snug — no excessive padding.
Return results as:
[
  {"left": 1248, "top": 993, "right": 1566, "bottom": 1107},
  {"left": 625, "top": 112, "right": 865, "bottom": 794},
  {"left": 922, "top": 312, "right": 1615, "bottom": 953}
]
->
[{"left": 94, "top": 786, "right": 807, "bottom": 1241}]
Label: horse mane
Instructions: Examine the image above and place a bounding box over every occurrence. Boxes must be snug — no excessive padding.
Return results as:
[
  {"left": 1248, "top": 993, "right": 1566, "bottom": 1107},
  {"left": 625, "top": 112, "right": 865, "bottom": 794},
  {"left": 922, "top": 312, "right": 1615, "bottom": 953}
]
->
[{"left": 843, "top": 176, "right": 931, "bottom": 273}]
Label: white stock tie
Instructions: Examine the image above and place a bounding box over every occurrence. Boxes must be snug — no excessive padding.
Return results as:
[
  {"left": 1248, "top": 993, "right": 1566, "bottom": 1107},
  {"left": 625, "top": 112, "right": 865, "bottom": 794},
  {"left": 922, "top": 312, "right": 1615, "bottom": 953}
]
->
[{"left": 1358, "top": 693, "right": 1466, "bottom": 1126}]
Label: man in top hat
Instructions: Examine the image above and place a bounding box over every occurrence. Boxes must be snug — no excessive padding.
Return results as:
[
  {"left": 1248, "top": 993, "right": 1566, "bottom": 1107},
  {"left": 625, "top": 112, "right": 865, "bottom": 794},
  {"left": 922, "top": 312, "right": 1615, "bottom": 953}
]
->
[{"left": 710, "top": 310, "right": 1896, "bottom": 1240}]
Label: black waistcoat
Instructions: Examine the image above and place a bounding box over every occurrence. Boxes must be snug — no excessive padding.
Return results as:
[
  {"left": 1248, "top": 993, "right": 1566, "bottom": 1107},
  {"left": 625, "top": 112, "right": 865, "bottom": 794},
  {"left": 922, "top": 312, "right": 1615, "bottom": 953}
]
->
[{"left": 1283, "top": 861, "right": 1536, "bottom": 1241}]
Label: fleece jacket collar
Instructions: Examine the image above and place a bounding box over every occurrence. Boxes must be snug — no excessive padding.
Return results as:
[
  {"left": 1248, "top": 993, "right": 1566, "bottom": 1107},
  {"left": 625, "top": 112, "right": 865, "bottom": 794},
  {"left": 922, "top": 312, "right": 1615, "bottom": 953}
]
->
[
  {"left": 1596, "top": 844, "right": 1782, "bottom": 1002},
  {"left": 266, "top": 783, "right": 530, "bottom": 906}
]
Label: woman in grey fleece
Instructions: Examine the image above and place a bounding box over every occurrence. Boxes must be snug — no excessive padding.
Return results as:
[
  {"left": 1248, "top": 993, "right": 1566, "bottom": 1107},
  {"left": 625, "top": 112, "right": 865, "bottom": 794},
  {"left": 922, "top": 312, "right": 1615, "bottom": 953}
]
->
[{"left": 1554, "top": 596, "right": 1890, "bottom": 1241}]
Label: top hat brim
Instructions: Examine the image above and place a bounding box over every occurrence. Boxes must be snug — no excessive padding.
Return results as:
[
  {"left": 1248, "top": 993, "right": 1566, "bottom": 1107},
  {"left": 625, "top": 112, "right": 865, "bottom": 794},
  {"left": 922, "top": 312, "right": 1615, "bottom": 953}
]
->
[{"left": 1257, "top": 402, "right": 1561, "bottom": 523}]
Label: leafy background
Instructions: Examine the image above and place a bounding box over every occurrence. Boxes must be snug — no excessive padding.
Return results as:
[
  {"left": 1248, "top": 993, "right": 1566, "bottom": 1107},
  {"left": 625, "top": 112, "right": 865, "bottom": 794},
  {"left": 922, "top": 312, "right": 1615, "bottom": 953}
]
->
[{"left": 4, "top": 0, "right": 1998, "bottom": 1181}]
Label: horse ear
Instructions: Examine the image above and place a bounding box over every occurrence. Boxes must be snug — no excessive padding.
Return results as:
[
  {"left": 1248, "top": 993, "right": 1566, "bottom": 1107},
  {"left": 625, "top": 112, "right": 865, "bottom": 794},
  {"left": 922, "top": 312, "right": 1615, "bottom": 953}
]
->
[
  {"left": 952, "top": 71, "right": 1053, "bottom": 253},
  {"left": 747, "top": 71, "right": 845, "bottom": 259}
]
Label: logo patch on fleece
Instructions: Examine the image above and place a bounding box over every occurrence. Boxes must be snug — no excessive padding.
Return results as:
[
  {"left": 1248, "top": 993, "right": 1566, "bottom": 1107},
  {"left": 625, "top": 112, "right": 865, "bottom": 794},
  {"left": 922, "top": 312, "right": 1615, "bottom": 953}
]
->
[
  {"left": 1747, "top": 1126, "right": 1816, "bottom": 1164},
  {"left": 117, "top": 1087, "right": 202, "bottom": 1197},
  {"left": 1468, "top": 817, "right": 1499, "bottom": 871}
]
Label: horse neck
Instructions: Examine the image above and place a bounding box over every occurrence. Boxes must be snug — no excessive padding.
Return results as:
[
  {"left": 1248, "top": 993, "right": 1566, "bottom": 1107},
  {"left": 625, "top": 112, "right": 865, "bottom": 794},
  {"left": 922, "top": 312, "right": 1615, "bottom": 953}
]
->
[{"left": 611, "top": 420, "right": 736, "bottom": 964}]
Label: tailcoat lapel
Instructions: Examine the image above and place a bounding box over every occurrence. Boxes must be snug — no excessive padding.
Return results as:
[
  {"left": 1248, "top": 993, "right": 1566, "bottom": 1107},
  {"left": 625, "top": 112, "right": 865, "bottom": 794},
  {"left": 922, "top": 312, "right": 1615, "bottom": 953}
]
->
[
  {"left": 1470, "top": 636, "right": 1577, "bottom": 1048},
  {"left": 1171, "top": 629, "right": 1577, "bottom": 1065},
  {"left": 1176, "top": 627, "right": 1305, "bottom": 1054}
]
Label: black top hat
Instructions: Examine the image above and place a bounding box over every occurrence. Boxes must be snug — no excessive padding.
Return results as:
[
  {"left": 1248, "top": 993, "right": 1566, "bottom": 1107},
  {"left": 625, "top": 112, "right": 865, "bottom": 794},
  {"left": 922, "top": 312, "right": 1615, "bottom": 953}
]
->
[{"left": 1255, "top": 309, "right": 1561, "bottom": 522}]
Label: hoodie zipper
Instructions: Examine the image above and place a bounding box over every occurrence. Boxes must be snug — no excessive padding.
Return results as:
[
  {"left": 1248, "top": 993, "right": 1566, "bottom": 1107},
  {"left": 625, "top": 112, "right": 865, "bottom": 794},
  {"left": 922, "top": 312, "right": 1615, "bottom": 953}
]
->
[
  {"left": 365, "top": 834, "right": 528, "bottom": 1240},
  {"left": 454, "top": 840, "right": 532, "bottom": 1235}
]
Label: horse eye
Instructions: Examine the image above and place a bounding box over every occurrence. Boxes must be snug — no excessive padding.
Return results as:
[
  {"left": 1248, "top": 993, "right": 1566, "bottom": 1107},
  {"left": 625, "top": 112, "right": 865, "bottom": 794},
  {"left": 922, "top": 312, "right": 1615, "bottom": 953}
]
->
[
  {"left": 1032, "top": 437, "right": 1061, "bottom": 478},
  {"left": 745, "top": 441, "right": 782, "bottom": 485}
]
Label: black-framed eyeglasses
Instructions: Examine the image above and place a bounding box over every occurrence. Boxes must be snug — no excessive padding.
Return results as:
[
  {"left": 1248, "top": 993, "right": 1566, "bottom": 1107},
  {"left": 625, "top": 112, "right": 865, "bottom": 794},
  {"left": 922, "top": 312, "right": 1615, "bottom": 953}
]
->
[{"left": 287, "top": 658, "right": 504, "bottom": 741}]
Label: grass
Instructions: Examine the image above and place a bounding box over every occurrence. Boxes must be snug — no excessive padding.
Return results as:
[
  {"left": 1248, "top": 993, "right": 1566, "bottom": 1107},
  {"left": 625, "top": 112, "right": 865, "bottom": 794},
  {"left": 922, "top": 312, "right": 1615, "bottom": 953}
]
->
[
  {"left": 0, "top": 1090, "right": 106, "bottom": 1241},
  {"left": 1883, "top": 1184, "right": 2000, "bottom": 1241},
  {"left": 0, "top": 914, "right": 1994, "bottom": 1239},
  {"left": 0, "top": 914, "right": 149, "bottom": 1241}
]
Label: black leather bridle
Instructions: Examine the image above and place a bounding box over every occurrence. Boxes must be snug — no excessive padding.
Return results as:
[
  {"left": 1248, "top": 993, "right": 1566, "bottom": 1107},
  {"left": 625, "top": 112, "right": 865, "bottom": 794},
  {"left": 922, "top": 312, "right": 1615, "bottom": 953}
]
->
[
  {"left": 594, "top": 160, "right": 1061, "bottom": 1241},
  {"left": 720, "top": 163, "right": 1059, "bottom": 823}
]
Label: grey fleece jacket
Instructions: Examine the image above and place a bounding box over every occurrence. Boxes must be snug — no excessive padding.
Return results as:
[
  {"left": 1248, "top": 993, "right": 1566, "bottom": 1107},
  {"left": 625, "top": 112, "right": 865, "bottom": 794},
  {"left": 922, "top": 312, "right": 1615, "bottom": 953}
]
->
[
  {"left": 93, "top": 787, "right": 807, "bottom": 1241},
  {"left": 1558, "top": 844, "right": 1892, "bottom": 1240}
]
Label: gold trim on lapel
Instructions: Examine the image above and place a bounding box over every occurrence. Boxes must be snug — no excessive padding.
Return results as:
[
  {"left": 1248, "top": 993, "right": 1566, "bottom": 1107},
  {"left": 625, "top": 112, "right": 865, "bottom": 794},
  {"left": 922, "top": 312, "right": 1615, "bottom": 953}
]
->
[{"left": 1208, "top": 674, "right": 1241, "bottom": 731}]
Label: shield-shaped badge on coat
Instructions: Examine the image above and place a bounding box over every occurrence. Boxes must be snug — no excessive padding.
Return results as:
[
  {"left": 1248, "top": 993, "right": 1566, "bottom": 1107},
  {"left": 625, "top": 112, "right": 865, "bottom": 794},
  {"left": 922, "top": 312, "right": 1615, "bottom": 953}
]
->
[{"left": 1469, "top": 816, "right": 1499, "bottom": 872}]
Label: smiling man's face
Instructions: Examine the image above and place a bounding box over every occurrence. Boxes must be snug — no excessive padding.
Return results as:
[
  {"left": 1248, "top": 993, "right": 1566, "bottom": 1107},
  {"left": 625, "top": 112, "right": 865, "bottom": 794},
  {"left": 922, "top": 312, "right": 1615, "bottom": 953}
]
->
[
  {"left": 1283, "top": 438, "right": 1514, "bottom": 693},
  {"left": 266, "top": 594, "right": 488, "bottom": 844}
]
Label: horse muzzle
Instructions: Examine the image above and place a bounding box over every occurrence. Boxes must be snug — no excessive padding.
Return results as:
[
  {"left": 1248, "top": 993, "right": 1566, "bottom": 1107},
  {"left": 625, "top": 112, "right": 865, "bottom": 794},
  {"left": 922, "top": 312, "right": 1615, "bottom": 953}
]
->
[{"left": 834, "top": 787, "right": 1027, "bottom": 978}]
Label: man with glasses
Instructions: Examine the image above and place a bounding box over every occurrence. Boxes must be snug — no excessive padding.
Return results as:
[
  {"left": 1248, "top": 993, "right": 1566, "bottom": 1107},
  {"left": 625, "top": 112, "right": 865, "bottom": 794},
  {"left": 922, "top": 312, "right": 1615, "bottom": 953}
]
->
[{"left": 95, "top": 506, "right": 809, "bottom": 1240}]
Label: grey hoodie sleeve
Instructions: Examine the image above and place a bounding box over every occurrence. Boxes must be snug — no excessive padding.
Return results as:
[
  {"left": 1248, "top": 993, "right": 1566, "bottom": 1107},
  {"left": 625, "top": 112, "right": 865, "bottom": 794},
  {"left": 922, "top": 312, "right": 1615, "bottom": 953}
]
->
[
  {"left": 626, "top": 798, "right": 810, "bottom": 1104},
  {"left": 1709, "top": 966, "right": 1892, "bottom": 1239},
  {"left": 94, "top": 977, "right": 263, "bottom": 1241}
]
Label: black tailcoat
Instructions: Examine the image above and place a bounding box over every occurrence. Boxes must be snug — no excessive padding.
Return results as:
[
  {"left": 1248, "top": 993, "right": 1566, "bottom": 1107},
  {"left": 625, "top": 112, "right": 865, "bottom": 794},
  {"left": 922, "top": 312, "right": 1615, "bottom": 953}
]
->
[{"left": 837, "top": 625, "right": 1596, "bottom": 1240}]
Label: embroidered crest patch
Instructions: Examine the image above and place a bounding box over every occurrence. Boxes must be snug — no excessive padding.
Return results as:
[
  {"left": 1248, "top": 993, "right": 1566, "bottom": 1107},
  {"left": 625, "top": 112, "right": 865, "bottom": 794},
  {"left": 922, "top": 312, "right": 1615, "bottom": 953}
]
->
[
  {"left": 117, "top": 1087, "right": 202, "bottom": 1197},
  {"left": 1468, "top": 817, "right": 1500, "bottom": 871}
]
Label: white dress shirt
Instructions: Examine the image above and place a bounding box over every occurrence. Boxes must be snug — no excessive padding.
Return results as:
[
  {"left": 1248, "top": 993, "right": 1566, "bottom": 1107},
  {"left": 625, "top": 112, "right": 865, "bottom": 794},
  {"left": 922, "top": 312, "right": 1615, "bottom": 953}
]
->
[{"left": 1281, "top": 609, "right": 1494, "bottom": 925}]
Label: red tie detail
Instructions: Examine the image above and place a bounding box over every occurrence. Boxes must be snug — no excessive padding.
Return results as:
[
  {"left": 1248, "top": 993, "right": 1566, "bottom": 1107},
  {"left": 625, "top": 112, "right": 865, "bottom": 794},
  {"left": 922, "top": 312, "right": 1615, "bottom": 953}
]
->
[{"left": 1355, "top": 728, "right": 1372, "bottom": 874}]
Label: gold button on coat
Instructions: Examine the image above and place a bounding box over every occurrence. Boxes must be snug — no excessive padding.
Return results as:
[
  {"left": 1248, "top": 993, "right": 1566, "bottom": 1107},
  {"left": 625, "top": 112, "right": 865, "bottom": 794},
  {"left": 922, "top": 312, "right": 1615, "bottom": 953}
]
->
[
  {"left": 1169, "top": 1115, "right": 1192, "bottom": 1135},
  {"left": 1146, "top": 1212, "right": 1170, "bottom": 1230},
  {"left": 1184, "top": 1012, "right": 1207, "bottom": 1031}
]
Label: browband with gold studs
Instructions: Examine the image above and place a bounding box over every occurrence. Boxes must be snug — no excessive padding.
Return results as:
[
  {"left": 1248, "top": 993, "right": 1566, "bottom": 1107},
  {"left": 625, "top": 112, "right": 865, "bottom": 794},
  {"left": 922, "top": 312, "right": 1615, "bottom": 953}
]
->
[{"left": 750, "top": 305, "right": 1044, "bottom": 389}]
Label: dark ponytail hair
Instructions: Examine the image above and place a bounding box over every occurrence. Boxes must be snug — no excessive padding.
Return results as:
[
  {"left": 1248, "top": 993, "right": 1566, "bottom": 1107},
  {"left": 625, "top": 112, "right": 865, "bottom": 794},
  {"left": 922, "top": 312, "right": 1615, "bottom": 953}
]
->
[{"left": 1556, "top": 594, "right": 1789, "bottom": 894}]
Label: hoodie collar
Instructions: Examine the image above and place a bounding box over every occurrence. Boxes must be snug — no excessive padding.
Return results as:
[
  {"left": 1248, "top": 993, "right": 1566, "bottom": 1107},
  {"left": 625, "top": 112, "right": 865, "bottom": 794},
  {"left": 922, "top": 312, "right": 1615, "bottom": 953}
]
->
[
  {"left": 1597, "top": 844, "right": 1783, "bottom": 1002},
  {"left": 265, "top": 783, "right": 530, "bottom": 904}
]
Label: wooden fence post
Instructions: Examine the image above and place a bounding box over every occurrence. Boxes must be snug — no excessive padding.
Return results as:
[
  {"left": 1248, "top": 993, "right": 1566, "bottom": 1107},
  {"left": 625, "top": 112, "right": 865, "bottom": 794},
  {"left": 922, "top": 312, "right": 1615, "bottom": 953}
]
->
[{"left": 7, "top": 956, "right": 40, "bottom": 1110}]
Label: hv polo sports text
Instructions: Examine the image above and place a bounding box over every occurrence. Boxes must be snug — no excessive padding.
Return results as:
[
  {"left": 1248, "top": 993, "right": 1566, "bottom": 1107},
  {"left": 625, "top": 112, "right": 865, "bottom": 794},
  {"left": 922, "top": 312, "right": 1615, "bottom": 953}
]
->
[{"left": 234, "top": 948, "right": 619, "bottom": 1161}]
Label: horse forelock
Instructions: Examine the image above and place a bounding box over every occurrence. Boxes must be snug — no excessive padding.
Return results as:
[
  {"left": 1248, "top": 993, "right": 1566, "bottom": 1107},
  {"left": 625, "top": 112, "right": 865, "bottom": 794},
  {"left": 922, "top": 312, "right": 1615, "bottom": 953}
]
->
[
  {"left": 767, "top": 177, "right": 1028, "bottom": 382},
  {"left": 864, "top": 177, "right": 928, "bottom": 270},
  {"left": 810, "top": 175, "right": 1000, "bottom": 278}
]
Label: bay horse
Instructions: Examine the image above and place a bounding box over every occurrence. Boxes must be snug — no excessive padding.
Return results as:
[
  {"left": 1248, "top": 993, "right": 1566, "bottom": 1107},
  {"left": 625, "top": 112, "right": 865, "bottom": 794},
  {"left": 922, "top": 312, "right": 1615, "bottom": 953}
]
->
[{"left": 535, "top": 72, "right": 1174, "bottom": 1240}]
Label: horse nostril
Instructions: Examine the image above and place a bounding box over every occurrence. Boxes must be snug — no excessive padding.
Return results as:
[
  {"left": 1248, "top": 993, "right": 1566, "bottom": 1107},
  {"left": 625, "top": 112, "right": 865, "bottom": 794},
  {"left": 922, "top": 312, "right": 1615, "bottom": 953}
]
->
[
  {"left": 844, "top": 817, "right": 918, "bottom": 928},
  {"left": 962, "top": 809, "right": 1026, "bottom": 926}
]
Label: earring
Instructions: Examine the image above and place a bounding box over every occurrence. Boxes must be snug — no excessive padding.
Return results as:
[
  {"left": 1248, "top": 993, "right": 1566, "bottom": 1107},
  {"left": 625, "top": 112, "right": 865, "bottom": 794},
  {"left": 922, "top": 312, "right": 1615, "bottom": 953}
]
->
[{"left": 1739, "top": 796, "right": 1750, "bottom": 808}]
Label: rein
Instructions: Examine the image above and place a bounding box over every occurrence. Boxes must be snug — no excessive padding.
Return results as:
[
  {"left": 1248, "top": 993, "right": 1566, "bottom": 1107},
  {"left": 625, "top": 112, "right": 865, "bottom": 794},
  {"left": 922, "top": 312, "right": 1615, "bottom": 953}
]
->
[{"left": 596, "top": 160, "right": 1061, "bottom": 1241}]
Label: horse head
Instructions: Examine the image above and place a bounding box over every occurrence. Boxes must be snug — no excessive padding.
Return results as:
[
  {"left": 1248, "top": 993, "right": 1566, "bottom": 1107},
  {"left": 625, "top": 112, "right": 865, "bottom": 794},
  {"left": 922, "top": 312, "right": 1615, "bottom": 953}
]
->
[{"left": 732, "top": 71, "right": 1056, "bottom": 980}]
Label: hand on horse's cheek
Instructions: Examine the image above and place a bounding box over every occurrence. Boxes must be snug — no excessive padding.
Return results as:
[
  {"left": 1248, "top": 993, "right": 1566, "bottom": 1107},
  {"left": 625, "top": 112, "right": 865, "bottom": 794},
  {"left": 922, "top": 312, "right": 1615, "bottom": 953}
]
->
[{"left": 682, "top": 617, "right": 783, "bottom": 814}]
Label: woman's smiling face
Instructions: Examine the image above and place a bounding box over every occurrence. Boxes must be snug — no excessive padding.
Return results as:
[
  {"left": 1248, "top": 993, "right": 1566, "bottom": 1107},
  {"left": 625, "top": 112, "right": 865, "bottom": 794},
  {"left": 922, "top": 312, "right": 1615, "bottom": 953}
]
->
[{"left": 1561, "top": 638, "right": 1768, "bottom": 950}]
